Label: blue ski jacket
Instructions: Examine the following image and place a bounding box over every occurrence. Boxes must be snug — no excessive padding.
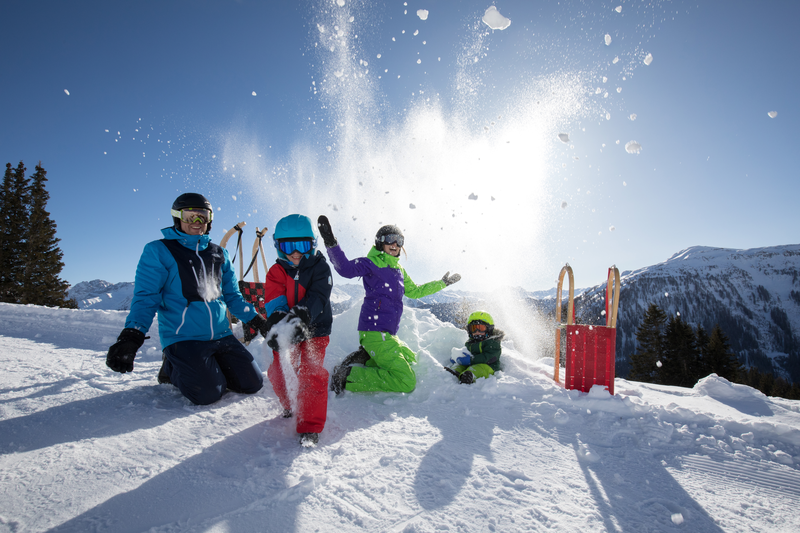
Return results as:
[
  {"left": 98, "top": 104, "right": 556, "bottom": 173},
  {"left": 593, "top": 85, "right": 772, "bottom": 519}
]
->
[{"left": 125, "top": 227, "right": 258, "bottom": 348}]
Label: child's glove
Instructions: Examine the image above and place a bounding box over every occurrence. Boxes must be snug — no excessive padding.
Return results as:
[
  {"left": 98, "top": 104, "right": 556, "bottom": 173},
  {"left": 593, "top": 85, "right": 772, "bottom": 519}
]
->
[
  {"left": 449, "top": 350, "right": 472, "bottom": 367},
  {"left": 317, "top": 215, "right": 338, "bottom": 248},
  {"left": 441, "top": 271, "right": 461, "bottom": 286}
]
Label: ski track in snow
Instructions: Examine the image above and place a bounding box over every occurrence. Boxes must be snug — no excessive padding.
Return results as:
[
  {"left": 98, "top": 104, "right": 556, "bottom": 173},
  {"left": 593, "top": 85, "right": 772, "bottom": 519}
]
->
[{"left": 1, "top": 302, "right": 799, "bottom": 532}]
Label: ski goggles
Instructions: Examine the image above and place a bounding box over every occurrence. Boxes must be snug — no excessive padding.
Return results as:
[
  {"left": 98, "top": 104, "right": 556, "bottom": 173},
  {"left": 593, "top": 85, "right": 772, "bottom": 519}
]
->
[
  {"left": 171, "top": 208, "right": 212, "bottom": 225},
  {"left": 379, "top": 233, "right": 404, "bottom": 247},
  {"left": 277, "top": 239, "right": 314, "bottom": 255},
  {"left": 468, "top": 322, "right": 488, "bottom": 334}
]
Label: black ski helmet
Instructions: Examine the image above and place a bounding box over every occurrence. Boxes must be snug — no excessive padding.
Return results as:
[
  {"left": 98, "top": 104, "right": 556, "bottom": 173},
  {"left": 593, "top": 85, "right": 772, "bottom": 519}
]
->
[
  {"left": 375, "top": 224, "right": 404, "bottom": 251},
  {"left": 171, "top": 192, "right": 213, "bottom": 234}
]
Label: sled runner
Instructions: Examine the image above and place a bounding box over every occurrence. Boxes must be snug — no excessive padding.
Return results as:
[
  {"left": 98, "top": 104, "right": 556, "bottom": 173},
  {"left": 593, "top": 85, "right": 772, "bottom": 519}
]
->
[
  {"left": 554, "top": 264, "right": 620, "bottom": 395},
  {"left": 238, "top": 227, "right": 270, "bottom": 343},
  {"left": 220, "top": 221, "right": 247, "bottom": 330}
]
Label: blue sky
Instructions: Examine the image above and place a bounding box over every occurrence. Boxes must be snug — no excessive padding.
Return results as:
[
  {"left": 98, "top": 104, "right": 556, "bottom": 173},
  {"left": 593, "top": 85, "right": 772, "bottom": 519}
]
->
[{"left": 2, "top": 0, "right": 797, "bottom": 292}]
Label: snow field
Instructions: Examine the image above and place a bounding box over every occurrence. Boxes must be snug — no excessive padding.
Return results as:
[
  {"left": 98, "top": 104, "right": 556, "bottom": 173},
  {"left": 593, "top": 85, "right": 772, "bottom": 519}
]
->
[{"left": 1, "top": 302, "right": 800, "bottom": 532}]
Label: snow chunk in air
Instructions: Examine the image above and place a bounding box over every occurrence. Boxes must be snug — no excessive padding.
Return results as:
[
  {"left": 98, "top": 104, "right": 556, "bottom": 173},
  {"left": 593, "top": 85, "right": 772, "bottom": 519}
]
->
[
  {"left": 604, "top": 34, "right": 612, "bottom": 46},
  {"left": 482, "top": 6, "right": 511, "bottom": 30},
  {"left": 615, "top": 6, "right": 622, "bottom": 13},
  {"left": 468, "top": 193, "right": 478, "bottom": 200},
  {"left": 557, "top": 133, "right": 570, "bottom": 143},
  {"left": 768, "top": 111, "right": 778, "bottom": 118},
  {"left": 64, "top": 89, "right": 70, "bottom": 96},
  {"left": 417, "top": 9, "right": 429, "bottom": 21},
  {"left": 644, "top": 53, "right": 653, "bottom": 66},
  {"left": 625, "top": 141, "right": 642, "bottom": 154}
]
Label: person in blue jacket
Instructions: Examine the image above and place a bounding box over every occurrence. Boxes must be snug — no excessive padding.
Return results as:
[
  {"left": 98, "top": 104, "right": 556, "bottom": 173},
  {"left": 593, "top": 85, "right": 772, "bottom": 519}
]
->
[{"left": 105, "top": 193, "right": 270, "bottom": 405}]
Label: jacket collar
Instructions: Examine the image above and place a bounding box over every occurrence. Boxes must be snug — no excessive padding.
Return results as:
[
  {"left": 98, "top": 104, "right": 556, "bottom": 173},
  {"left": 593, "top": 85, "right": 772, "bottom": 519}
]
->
[
  {"left": 367, "top": 246, "right": 400, "bottom": 269},
  {"left": 161, "top": 227, "right": 211, "bottom": 251}
]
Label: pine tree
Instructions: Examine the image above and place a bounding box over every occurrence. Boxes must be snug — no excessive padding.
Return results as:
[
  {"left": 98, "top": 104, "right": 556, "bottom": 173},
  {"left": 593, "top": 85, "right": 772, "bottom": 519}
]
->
[
  {"left": 0, "top": 162, "right": 30, "bottom": 302},
  {"left": 628, "top": 303, "right": 667, "bottom": 383},
  {"left": 695, "top": 325, "right": 710, "bottom": 376},
  {"left": 704, "top": 324, "right": 744, "bottom": 383},
  {"left": 659, "top": 314, "right": 701, "bottom": 387},
  {"left": 21, "top": 163, "right": 73, "bottom": 307}
]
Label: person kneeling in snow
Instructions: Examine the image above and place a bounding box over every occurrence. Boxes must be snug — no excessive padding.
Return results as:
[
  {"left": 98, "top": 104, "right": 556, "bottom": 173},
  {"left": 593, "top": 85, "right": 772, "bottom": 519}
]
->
[
  {"left": 105, "top": 193, "right": 267, "bottom": 406},
  {"left": 449, "top": 311, "right": 504, "bottom": 384},
  {"left": 261, "top": 214, "right": 333, "bottom": 447}
]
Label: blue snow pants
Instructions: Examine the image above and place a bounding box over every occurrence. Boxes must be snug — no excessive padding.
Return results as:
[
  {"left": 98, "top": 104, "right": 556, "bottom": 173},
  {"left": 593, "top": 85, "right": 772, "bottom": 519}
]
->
[{"left": 162, "top": 335, "right": 264, "bottom": 405}]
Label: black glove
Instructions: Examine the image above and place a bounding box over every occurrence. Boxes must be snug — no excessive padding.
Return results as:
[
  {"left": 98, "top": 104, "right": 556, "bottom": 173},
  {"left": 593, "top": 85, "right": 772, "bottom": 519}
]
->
[
  {"left": 289, "top": 321, "right": 310, "bottom": 344},
  {"left": 317, "top": 215, "right": 337, "bottom": 248},
  {"left": 106, "top": 328, "right": 145, "bottom": 373},
  {"left": 264, "top": 311, "right": 288, "bottom": 350},
  {"left": 442, "top": 271, "right": 461, "bottom": 286},
  {"left": 243, "top": 314, "right": 268, "bottom": 343},
  {"left": 288, "top": 306, "right": 311, "bottom": 326}
]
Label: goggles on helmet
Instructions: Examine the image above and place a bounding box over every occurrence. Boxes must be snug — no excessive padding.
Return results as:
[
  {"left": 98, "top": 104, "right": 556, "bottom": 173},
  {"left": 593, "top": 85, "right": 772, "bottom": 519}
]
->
[
  {"left": 468, "top": 322, "right": 488, "bottom": 335},
  {"left": 171, "top": 208, "right": 212, "bottom": 225},
  {"left": 278, "top": 239, "right": 314, "bottom": 255},
  {"left": 379, "top": 233, "right": 404, "bottom": 247}
]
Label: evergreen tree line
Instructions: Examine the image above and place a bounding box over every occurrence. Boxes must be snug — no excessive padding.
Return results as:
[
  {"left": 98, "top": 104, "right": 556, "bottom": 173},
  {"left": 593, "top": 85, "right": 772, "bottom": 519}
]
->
[
  {"left": 629, "top": 303, "right": 800, "bottom": 400},
  {"left": 0, "top": 161, "right": 75, "bottom": 308}
]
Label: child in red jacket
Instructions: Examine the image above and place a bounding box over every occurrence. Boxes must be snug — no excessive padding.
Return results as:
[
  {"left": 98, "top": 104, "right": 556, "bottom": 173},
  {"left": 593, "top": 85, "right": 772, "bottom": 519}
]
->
[{"left": 262, "top": 214, "right": 333, "bottom": 447}]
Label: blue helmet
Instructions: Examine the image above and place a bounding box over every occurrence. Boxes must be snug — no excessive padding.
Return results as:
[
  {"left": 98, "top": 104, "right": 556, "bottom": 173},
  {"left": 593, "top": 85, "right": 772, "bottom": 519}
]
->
[{"left": 273, "top": 214, "right": 317, "bottom": 260}]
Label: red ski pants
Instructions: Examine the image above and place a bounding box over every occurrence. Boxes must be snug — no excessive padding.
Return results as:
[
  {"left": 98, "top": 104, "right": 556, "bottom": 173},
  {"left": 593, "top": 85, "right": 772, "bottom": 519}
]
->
[{"left": 267, "top": 336, "right": 330, "bottom": 434}]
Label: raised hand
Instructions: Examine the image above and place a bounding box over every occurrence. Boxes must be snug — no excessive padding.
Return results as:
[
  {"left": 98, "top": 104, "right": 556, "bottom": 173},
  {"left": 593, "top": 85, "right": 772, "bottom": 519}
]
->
[
  {"left": 442, "top": 271, "right": 461, "bottom": 286},
  {"left": 317, "top": 215, "right": 337, "bottom": 248}
]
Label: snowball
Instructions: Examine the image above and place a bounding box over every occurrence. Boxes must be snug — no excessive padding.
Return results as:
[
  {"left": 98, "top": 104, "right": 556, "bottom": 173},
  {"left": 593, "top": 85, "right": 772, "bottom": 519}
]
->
[
  {"left": 468, "top": 193, "right": 478, "bottom": 200},
  {"left": 671, "top": 513, "right": 684, "bottom": 525},
  {"left": 336, "top": 0, "right": 345, "bottom": 6},
  {"left": 409, "top": 203, "right": 416, "bottom": 209},
  {"left": 629, "top": 113, "right": 637, "bottom": 121},
  {"left": 768, "top": 111, "right": 778, "bottom": 118},
  {"left": 64, "top": 89, "right": 70, "bottom": 96},
  {"left": 604, "top": 34, "right": 612, "bottom": 46},
  {"left": 609, "top": 225, "right": 615, "bottom": 232},
  {"left": 656, "top": 361, "right": 663, "bottom": 368},
  {"left": 561, "top": 201, "right": 568, "bottom": 209},
  {"left": 482, "top": 6, "right": 511, "bottom": 30},
  {"left": 613, "top": 56, "right": 619, "bottom": 64},
  {"left": 557, "top": 133, "right": 570, "bottom": 143},
  {"left": 417, "top": 9, "right": 429, "bottom": 21},
  {"left": 615, "top": 6, "right": 622, "bottom": 13},
  {"left": 644, "top": 53, "right": 653, "bottom": 66},
  {"left": 624, "top": 141, "right": 642, "bottom": 154},
  {"left": 251, "top": 91, "right": 257, "bottom": 96}
]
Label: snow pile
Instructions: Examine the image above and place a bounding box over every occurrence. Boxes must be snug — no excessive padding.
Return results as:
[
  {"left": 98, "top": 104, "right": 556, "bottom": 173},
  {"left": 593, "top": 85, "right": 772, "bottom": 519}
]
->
[{"left": 1, "top": 301, "right": 799, "bottom": 532}]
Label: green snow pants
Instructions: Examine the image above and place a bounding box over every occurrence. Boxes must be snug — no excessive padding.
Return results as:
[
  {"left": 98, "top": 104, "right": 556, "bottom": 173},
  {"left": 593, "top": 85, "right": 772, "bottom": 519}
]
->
[
  {"left": 344, "top": 331, "right": 417, "bottom": 393},
  {"left": 453, "top": 363, "right": 495, "bottom": 380}
]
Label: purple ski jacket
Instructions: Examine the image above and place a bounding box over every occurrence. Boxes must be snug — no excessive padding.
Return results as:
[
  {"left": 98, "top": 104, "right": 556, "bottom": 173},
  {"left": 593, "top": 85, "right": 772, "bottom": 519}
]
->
[{"left": 326, "top": 244, "right": 446, "bottom": 335}]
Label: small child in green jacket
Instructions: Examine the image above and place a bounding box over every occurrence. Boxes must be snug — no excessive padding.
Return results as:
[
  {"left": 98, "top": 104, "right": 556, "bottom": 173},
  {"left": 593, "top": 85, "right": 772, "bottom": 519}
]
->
[{"left": 449, "top": 311, "right": 504, "bottom": 384}]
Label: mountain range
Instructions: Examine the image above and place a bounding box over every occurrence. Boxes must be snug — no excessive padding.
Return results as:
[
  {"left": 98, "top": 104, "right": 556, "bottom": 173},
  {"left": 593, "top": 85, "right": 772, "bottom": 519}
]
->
[{"left": 70, "top": 244, "right": 800, "bottom": 382}]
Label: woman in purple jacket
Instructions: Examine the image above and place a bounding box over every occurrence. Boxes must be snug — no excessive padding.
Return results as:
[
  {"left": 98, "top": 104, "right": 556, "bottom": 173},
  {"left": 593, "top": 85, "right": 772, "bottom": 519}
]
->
[{"left": 317, "top": 216, "right": 461, "bottom": 394}]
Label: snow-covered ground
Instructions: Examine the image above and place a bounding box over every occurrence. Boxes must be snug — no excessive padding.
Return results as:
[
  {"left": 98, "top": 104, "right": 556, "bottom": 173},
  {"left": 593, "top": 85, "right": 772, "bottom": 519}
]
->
[{"left": 1, "top": 301, "right": 799, "bottom": 532}]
